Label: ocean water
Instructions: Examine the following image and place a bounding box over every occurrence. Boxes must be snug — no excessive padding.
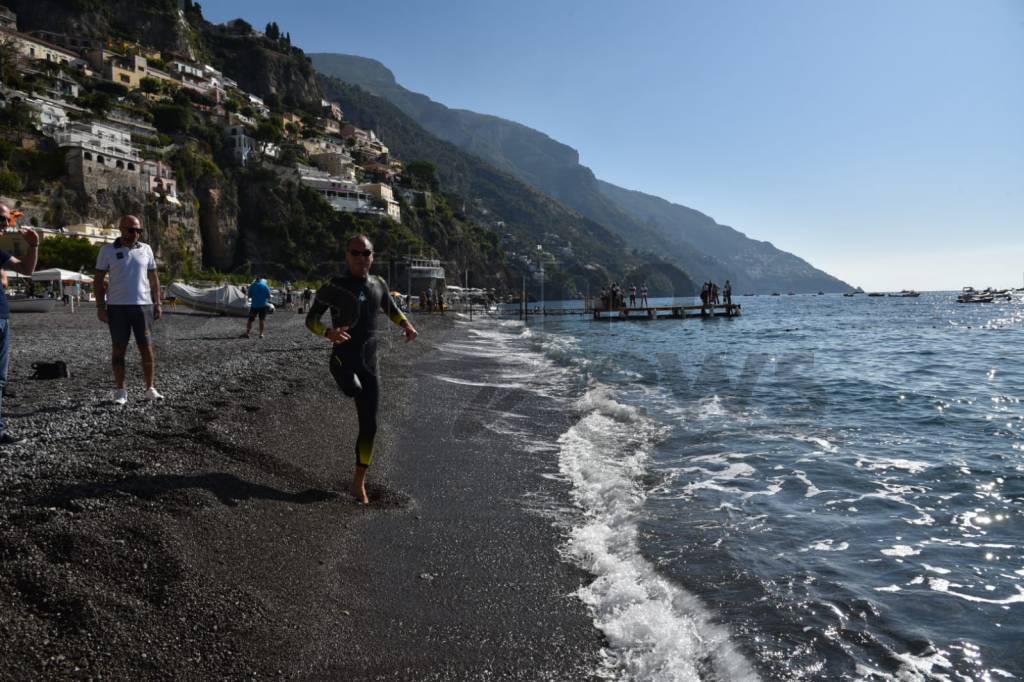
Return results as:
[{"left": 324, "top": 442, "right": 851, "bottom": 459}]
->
[{"left": 452, "top": 293, "right": 1024, "bottom": 681}]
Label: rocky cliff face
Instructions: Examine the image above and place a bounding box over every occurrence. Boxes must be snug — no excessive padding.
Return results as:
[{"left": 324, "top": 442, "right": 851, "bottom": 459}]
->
[
  {"left": 204, "top": 32, "right": 320, "bottom": 110},
  {"left": 7, "top": 0, "right": 199, "bottom": 57},
  {"left": 195, "top": 175, "right": 238, "bottom": 272}
]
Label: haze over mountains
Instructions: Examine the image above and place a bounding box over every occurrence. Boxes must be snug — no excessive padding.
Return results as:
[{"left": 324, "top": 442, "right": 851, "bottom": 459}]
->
[{"left": 310, "top": 53, "right": 852, "bottom": 294}]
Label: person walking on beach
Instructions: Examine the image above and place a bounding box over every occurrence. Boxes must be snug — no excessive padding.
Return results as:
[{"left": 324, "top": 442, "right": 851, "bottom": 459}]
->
[
  {"left": 0, "top": 203, "right": 39, "bottom": 444},
  {"left": 306, "top": 234, "right": 418, "bottom": 505},
  {"left": 243, "top": 275, "right": 271, "bottom": 338},
  {"left": 95, "top": 215, "right": 163, "bottom": 405}
]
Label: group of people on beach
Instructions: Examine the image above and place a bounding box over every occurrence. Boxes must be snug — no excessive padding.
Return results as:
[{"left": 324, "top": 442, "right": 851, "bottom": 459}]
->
[
  {"left": 419, "top": 287, "right": 442, "bottom": 312},
  {"left": 599, "top": 282, "right": 649, "bottom": 310},
  {"left": 0, "top": 206, "right": 417, "bottom": 504},
  {"left": 701, "top": 279, "right": 732, "bottom": 306}
]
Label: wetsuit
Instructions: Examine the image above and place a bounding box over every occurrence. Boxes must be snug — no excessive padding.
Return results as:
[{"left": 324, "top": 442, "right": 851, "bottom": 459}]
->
[{"left": 306, "top": 274, "right": 408, "bottom": 467}]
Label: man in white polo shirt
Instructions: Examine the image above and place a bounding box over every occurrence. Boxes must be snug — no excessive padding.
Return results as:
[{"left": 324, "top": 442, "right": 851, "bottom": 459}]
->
[{"left": 95, "top": 215, "right": 164, "bottom": 405}]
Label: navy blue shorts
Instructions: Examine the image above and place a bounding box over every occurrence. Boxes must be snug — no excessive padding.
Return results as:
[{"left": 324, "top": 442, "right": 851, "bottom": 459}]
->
[
  {"left": 107, "top": 304, "right": 154, "bottom": 347},
  {"left": 248, "top": 306, "right": 269, "bottom": 322}
]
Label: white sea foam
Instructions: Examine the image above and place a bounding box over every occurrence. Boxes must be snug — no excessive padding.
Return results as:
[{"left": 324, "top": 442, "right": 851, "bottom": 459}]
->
[
  {"left": 881, "top": 545, "right": 920, "bottom": 557},
  {"left": 802, "top": 539, "right": 849, "bottom": 553},
  {"left": 558, "top": 386, "right": 758, "bottom": 681},
  {"left": 799, "top": 435, "right": 839, "bottom": 453},
  {"left": 854, "top": 456, "right": 930, "bottom": 475}
]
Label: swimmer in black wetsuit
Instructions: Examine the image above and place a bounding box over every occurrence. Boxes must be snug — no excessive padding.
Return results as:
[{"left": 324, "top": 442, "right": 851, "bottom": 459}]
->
[{"left": 306, "top": 234, "right": 418, "bottom": 504}]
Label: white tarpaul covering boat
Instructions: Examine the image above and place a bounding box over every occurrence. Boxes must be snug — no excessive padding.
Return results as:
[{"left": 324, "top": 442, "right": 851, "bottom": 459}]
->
[{"left": 166, "top": 282, "right": 274, "bottom": 317}]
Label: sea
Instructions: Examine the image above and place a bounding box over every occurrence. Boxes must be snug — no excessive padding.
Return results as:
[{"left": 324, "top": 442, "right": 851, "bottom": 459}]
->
[{"left": 450, "top": 293, "right": 1024, "bottom": 681}]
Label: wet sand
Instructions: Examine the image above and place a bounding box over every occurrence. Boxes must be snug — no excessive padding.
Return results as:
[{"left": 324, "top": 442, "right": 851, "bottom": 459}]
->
[{"left": 0, "top": 303, "right": 605, "bottom": 680}]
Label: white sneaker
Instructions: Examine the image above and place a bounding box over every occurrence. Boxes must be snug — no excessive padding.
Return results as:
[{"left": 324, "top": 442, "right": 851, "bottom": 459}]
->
[
  {"left": 142, "top": 387, "right": 164, "bottom": 401},
  {"left": 113, "top": 389, "right": 128, "bottom": 406}
]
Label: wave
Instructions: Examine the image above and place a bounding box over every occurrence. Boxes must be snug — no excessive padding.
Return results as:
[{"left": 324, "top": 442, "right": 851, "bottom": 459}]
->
[{"left": 558, "top": 385, "right": 758, "bottom": 681}]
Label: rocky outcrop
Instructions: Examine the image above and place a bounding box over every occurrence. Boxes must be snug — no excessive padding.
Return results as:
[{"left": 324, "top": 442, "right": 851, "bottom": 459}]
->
[
  {"left": 195, "top": 175, "right": 238, "bottom": 272},
  {"left": 205, "top": 32, "right": 320, "bottom": 110},
  {"left": 7, "top": 0, "right": 198, "bottom": 57}
]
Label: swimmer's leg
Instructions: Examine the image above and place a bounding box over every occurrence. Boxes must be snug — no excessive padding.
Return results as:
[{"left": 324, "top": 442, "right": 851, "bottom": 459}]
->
[
  {"left": 351, "top": 370, "right": 379, "bottom": 504},
  {"left": 330, "top": 354, "right": 363, "bottom": 397}
]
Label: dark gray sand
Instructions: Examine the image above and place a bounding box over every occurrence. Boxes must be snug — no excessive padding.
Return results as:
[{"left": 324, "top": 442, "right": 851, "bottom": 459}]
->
[{"left": 0, "top": 304, "right": 605, "bottom": 680}]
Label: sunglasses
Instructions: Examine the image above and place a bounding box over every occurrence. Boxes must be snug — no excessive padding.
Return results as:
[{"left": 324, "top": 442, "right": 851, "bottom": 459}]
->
[
  {"left": 127, "top": 227, "right": 143, "bottom": 234},
  {"left": 349, "top": 249, "right": 373, "bottom": 258}
]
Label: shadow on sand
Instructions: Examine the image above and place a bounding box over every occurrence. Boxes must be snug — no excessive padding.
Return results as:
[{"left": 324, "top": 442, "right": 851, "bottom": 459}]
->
[{"left": 33, "top": 472, "right": 338, "bottom": 509}]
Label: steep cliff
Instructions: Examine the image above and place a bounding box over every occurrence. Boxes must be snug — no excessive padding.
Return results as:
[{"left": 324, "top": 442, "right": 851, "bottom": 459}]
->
[
  {"left": 7, "top": 0, "right": 200, "bottom": 57},
  {"left": 202, "top": 30, "right": 320, "bottom": 110}
]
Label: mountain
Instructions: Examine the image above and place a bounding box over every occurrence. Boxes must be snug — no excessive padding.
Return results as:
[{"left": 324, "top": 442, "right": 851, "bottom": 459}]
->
[
  {"left": 310, "top": 53, "right": 851, "bottom": 293},
  {"left": 317, "top": 76, "right": 696, "bottom": 298}
]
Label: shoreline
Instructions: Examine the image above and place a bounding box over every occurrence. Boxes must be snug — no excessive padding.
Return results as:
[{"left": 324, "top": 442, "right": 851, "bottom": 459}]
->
[{"left": 0, "top": 305, "right": 606, "bottom": 679}]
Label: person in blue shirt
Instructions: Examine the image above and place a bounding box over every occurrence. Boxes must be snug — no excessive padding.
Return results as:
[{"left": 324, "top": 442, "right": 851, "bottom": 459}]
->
[
  {"left": 0, "top": 203, "right": 40, "bottom": 445},
  {"left": 243, "top": 275, "right": 272, "bottom": 338}
]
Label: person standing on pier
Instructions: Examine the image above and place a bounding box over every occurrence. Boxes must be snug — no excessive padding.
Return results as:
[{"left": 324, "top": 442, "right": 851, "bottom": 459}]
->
[
  {"left": 306, "top": 234, "right": 418, "bottom": 505},
  {"left": 0, "top": 203, "right": 39, "bottom": 445},
  {"left": 95, "top": 215, "right": 163, "bottom": 405},
  {"left": 640, "top": 283, "right": 649, "bottom": 307},
  {"left": 629, "top": 284, "right": 637, "bottom": 307},
  {"left": 724, "top": 280, "right": 732, "bottom": 305}
]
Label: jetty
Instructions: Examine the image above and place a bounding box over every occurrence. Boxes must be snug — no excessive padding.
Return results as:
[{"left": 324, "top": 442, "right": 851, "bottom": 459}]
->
[
  {"left": 488, "top": 300, "right": 743, "bottom": 320},
  {"left": 592, "top": 303, "right": 741, "bottom": 321}
]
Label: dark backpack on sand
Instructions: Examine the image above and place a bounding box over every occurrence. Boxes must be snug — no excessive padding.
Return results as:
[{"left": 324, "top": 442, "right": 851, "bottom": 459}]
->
[{"left": 30, "top": 361, "right": 70, "bottom": 380}]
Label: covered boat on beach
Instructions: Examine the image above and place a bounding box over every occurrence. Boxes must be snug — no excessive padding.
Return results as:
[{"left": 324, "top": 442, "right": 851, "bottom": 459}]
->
[
  {"left": 166, "top": 282, "right": 273, "bottom": 317},
  {"left": 2, "top": 270, "right": 60, "bottom": 312}
]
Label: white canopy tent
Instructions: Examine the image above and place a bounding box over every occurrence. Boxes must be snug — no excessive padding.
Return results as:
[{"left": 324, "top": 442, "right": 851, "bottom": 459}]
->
[
  {"left": 31, "top": 268, "right": 94, "bottom": 284},
  {"left": 31, "top": 268, "right": 94, "bottom": 300},
  {"left": 2, "top": 269, "right": 32, "bottom": 280}
]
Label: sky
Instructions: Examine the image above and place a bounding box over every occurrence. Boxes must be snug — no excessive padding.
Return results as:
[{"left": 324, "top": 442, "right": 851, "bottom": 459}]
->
[{"left": 204, "top": 0, "right": 1024, "bottom": 291}]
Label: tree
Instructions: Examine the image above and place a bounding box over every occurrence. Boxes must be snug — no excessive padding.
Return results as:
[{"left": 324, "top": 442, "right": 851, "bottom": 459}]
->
[
  {"left": 139, "top": 76, "right": 162, "bottom": 94},
  {"left": 76, "top": 92, "right": 112, "bottom": 116},
  {"left": 152, "top": 105, "right": 192, "bottom": 134},
  {"left": 406, "top": 160, "right": 440, "bottom": 191},
  {"left": 38, "top": 235, "right": 101, "bottom": 272},
  {"left": 0, "top": 168, "right": 22, "bottom": 194},
  {"left": 265, "top": 22, "right": 280, "bottom": 40}
]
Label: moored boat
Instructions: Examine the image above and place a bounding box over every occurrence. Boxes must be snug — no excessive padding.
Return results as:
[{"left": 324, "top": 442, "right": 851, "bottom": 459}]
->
[{"left": 166, "top": 282, "right": 275, "bottom": 317}]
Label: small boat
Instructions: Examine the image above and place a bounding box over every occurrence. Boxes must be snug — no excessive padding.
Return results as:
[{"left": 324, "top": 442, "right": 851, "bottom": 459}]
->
[
  {"left": 7, "top": 297, "right": 56, "bottom": 313},
  {"left": 957, "top": 287, "right": 993, "bottom": 304},
  {"left": 843, "top": 293, "right": 856, "bottom": 297},
  {"left": 817, "top": 291, "right": 824, "bottom": 295},
  {"left": 888, "top": 290, "right": 920, "bottom": 298},
  {"left": 166, "top": 282, "right": 275, "bottom": 317},
  {"left": 867, "top": 292, "right": 885, "bottom": 297},
  {"left": 771, "top": 292, "right": 781, "bottom": 296}
]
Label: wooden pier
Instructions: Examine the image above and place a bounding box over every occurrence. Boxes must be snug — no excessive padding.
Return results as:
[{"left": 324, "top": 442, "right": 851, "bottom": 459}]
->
[
  {"left": 592, "top": 303, "right": 741, "bottom": 321},
  {"left": 484, "top": 302, "right": 742, "bottom": 320}
]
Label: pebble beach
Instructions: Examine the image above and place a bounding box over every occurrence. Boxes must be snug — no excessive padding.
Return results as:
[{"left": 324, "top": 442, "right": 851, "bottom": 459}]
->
[{"left": 0, "top": 304, "right": 606, "bottom": 680}]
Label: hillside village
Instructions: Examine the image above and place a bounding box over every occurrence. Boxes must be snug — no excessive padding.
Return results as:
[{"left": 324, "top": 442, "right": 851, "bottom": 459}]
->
[{"left": 0, "top": 5, "right": 457, "bottom": 284}]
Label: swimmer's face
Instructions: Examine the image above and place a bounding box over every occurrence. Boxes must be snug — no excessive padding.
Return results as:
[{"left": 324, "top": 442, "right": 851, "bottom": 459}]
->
[{"left": 346, "top": 236, "right": 374, "bottom": 277}]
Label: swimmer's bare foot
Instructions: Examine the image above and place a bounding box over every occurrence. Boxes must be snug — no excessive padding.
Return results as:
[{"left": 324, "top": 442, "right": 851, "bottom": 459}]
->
[{"left": 351, "top": 464, "right": 369, "bottom": 505}]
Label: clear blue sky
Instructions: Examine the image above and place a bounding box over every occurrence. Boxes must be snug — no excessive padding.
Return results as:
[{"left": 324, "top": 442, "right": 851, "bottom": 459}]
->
[{"left": 205, "top": 0, "right": 1023, "bottom": 291}]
